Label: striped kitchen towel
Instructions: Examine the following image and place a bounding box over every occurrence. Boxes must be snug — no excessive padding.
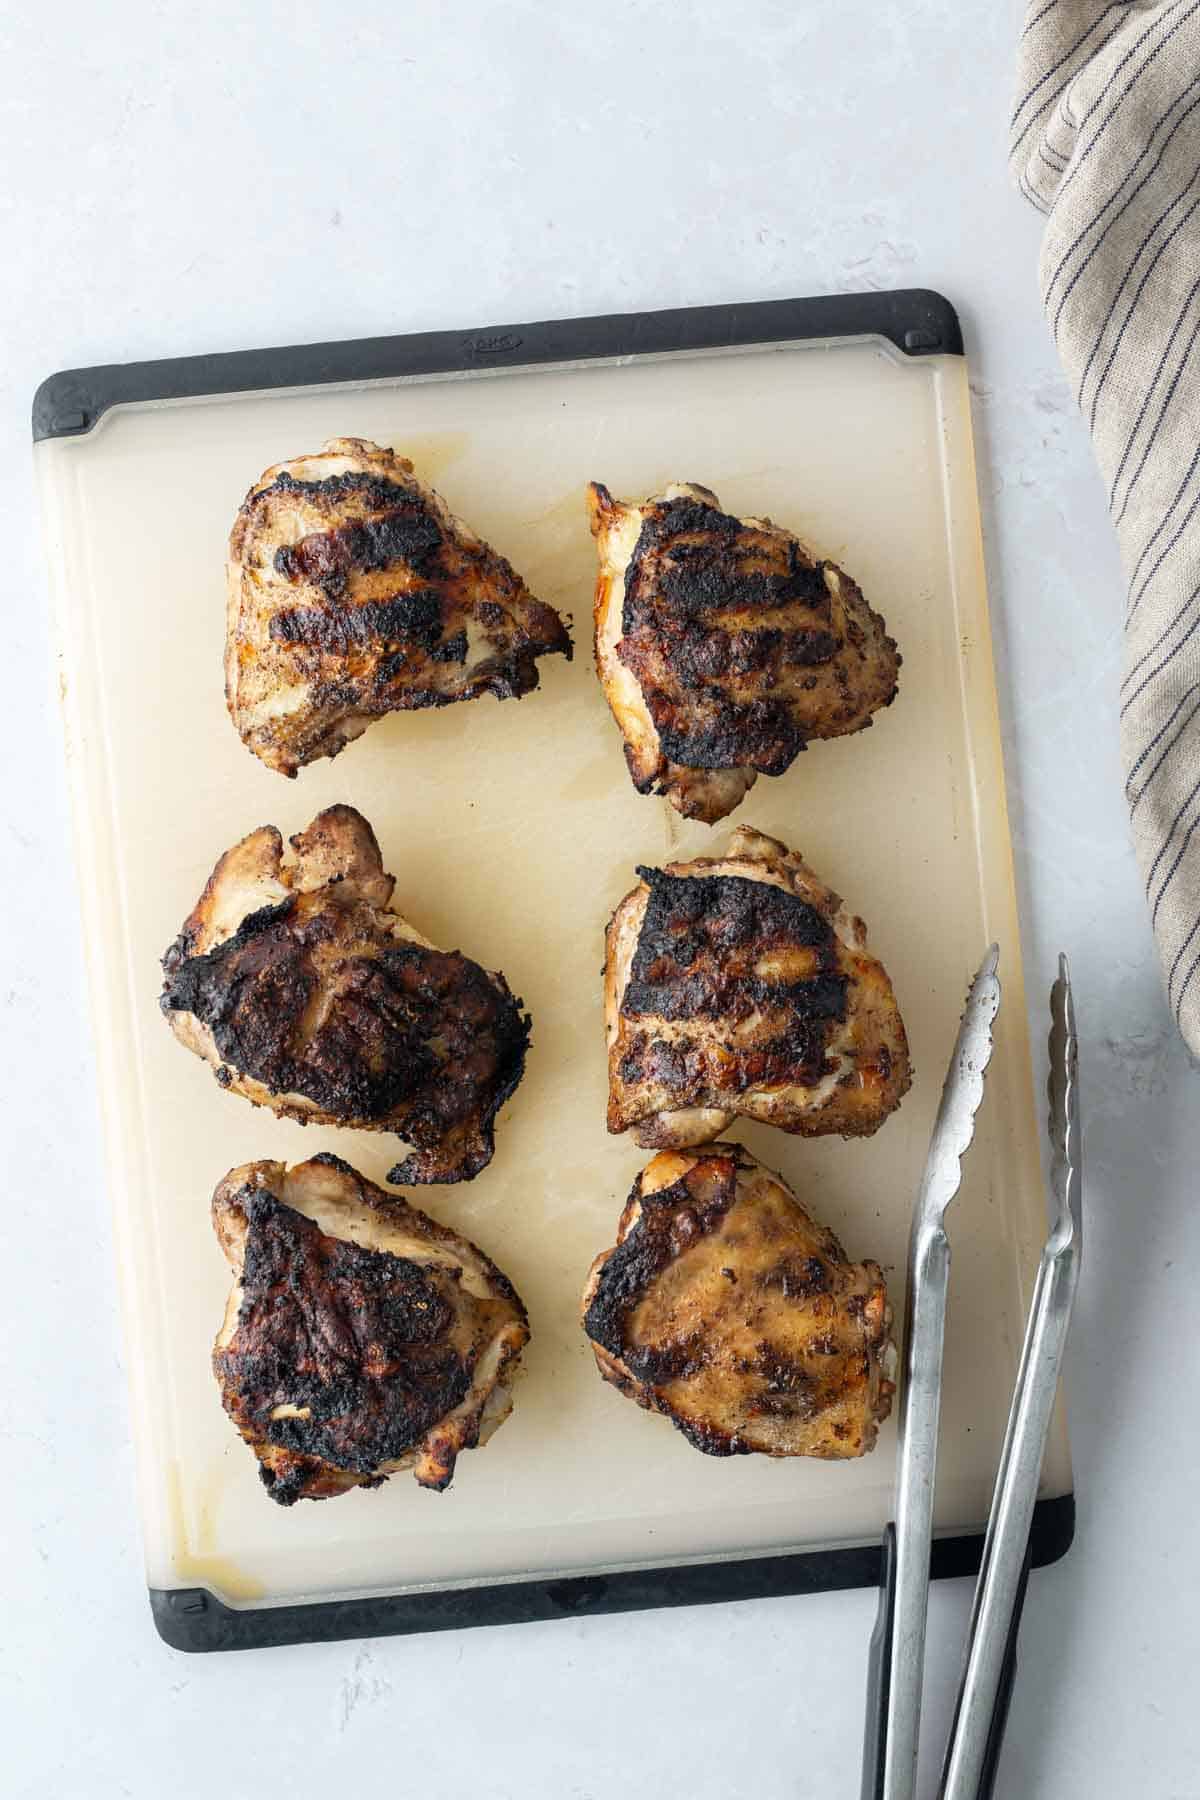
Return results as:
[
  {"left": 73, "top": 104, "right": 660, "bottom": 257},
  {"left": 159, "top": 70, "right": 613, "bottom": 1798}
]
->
[{"left": 1013, "top": 0, "right": 1200, "bottom": 1049}]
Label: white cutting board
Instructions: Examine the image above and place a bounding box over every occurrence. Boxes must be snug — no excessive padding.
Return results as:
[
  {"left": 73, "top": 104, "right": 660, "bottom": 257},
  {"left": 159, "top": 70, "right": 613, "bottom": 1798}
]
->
[{"left": 36, "top": 332, "right": 1070, "bottom": 1609}]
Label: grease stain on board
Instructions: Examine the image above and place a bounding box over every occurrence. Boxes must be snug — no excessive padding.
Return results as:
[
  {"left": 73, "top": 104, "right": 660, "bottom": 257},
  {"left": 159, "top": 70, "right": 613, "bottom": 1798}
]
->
[
  {"left": 381, "top": 430, "right": 470, "bottom": 486},
  {"left": 166, "top": 1459, "right": 265, "bottom": 1602}
]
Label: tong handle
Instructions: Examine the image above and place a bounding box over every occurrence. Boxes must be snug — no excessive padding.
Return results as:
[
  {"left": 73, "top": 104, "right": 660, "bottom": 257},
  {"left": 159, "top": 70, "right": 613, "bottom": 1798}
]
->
[
  {"left": 940, "top": 1242, "right": 1078, "bottom": 1798},
  {"left": 862, "top": 1225, "right": 952, "bottom": 1800},
  {"left": 861, "top": 1524, "right": 898, "bottom": 1799},
  {"left": 863, "top": 1524, "right": 1032, "bottom": 1800},
  {"left": 976, "top": 1533, "right": 1032, "bottom": 1800}
]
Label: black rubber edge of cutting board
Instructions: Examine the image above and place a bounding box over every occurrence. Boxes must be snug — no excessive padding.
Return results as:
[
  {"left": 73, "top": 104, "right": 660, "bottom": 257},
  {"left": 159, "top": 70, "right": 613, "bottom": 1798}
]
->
[
  {"left": 31, "top": 288, "right": 963, "bottom": 440},
  {"left": 148, "top": 1494, "right": 1073, "bottom": 1654}
]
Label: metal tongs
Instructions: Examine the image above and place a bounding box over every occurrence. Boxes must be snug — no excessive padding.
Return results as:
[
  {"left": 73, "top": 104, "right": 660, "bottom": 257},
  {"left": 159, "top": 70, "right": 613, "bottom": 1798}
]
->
[{"left": 861, "top": 950, "right": 1082, "bottom": 1800}]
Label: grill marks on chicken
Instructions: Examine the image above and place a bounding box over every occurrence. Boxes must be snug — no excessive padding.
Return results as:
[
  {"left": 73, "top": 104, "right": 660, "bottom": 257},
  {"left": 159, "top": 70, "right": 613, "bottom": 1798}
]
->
[
  {"left": 588, "top": 481, "right": 900, "bottom": 823},
  {"left": 161, "top": 805, "right": 529, "bottom": 1183},
  {"left": 624, "top": 867, "right": 847, "bottom": 1059},
  {"left": 212, "top": 1155, "right": 529, "bottom": 1503},
  {"left": 581, "top": 1143, "right": 895, "bottom": 1459},
  {"left": 606, "top": 826, "right": 910, "bottom": 1149},
  {"left": 163, "top": 899, "right": 518, "bottom": 1142},
  {"left": 227, "top": 438, "right": 571, "bottom": 775}
]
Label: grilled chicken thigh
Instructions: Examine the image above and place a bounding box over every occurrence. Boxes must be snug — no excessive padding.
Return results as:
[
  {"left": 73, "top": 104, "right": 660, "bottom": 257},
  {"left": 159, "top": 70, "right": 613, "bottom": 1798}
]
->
[
  {"left": 213, "top": 1155, "right": 530, "bottom": 1502},
  {"left": 582, "top": 1143, "right": 895, "bottom": 1458},
  {"left": 161, "top": 805, "right": 529, "bottom": 1183},
  {"left": 588, "top": 481, "right": 899, "bottom": 824},
  {"left": 227, "top": 437, "right": 571, "bottom": 775},
  {"left": 606, "top": 826, "right": 910, "bottom": 1149}
]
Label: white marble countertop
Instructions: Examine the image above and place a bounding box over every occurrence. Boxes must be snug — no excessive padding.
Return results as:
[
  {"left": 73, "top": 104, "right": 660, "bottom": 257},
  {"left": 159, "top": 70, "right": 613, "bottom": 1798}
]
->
[{"left": 3, "top": 5, "right": 1198, "bottom": 1795}]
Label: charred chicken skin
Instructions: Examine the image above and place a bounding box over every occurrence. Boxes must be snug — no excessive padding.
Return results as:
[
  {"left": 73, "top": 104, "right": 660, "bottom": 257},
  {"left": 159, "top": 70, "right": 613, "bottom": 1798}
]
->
[
  {"left": 213, "top": 1154, "right": 530, "bottom": 1503},
  {"left": 581, "top": 1142, "right": 895, "bottom": 1459},
  {"left": 161, "top": 805, "right": 529, "bottom": 1183},
  {"left": 588, "top": 480, "right": 899, "bottom": 824},
  {"left": 605, "top": 826, "right": 910, "bottom": 1150},
  {"left": 227, "top": 437, "right": 571, "bottom": 775}
]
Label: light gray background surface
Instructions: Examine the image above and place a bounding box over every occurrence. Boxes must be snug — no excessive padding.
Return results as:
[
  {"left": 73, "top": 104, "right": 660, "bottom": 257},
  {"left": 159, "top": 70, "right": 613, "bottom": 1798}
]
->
[{"left": 2, "top": 5, "right": 1196, "bottom": 1796}]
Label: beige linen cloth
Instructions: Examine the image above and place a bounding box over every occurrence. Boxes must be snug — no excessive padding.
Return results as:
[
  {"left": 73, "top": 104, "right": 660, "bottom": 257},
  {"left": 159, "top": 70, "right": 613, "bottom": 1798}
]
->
[{"left": 1013, "top": 0, "right": 1200, "bottom": 1048}]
